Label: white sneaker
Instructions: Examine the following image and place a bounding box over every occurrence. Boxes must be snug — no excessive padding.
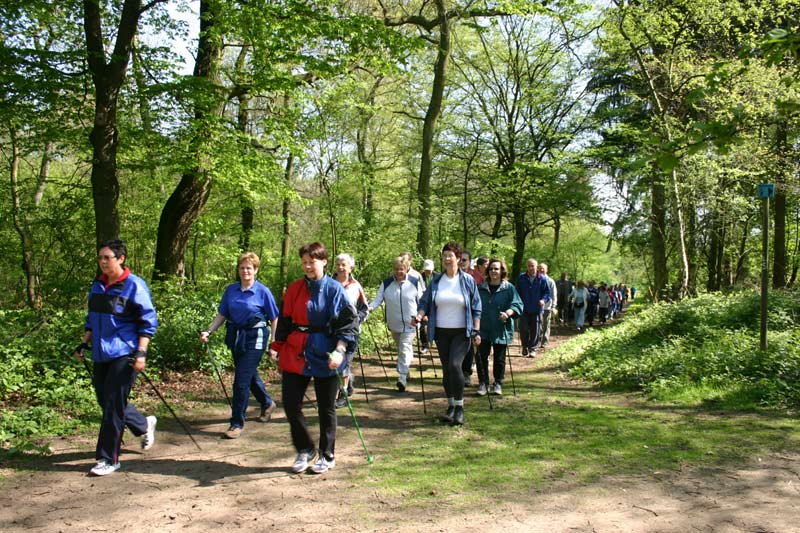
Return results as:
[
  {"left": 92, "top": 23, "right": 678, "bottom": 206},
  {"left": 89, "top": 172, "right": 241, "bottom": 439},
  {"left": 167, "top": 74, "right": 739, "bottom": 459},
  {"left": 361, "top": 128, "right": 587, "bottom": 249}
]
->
[
  {"left": 310, "top": 456, "right": 336, "bottom": 474},
  {"left": 90, "top": 459, "right": 120, "bottom": 476},
  {"left": 291, "top": 449, "right": 317, "bottom": 474},
  {"left": 492, "top": 382, "right": 503, "bottom": 395},
  {"left": 141, "top": 415, "right": 157, "bottom": 450},
  {"left": 476, "top": 383, "right": 488, "bottom": 396}
]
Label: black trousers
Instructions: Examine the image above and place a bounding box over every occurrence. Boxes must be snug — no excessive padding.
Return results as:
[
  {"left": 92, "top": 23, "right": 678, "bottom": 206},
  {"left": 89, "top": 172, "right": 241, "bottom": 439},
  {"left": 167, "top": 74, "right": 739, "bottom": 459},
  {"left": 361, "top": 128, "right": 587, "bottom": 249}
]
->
[
  {"left": 477, "top": 342, "right": 508, "bottom": 385},
  {"left": 282, "top": 371, "right": 339, "bottom": 460},
  {"left": 435, "top": 328, "right": 471, "bottom": 401}
]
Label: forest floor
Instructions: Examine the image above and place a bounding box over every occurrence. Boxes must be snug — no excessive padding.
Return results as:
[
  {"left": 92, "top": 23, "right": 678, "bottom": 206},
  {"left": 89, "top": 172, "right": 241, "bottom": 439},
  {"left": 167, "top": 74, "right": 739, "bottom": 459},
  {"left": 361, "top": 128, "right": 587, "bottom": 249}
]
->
[{"left": 1, "top": 316, "right": 799, "bottom": 532}]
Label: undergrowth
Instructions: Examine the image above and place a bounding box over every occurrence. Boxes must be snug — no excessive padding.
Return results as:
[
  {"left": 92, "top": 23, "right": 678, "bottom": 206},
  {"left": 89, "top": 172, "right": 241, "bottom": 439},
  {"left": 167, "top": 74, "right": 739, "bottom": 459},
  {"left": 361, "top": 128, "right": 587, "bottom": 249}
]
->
[{"left": 554, "top": 289, "right": 800, "bottom": 409}]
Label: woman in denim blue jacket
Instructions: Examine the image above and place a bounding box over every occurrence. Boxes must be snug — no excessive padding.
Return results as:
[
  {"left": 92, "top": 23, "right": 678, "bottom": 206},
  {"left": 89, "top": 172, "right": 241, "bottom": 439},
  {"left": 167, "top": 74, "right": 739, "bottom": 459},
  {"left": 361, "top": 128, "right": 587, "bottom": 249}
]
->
[{"left": 413, "top": 242, "right": 481, "bottom": 426}]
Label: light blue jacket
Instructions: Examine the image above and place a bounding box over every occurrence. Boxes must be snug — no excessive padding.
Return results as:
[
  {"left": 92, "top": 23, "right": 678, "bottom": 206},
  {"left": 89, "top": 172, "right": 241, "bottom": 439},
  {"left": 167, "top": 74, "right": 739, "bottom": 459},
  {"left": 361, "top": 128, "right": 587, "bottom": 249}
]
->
[{"left": 418, "top": 270, "right": 482, "bottom": 343}]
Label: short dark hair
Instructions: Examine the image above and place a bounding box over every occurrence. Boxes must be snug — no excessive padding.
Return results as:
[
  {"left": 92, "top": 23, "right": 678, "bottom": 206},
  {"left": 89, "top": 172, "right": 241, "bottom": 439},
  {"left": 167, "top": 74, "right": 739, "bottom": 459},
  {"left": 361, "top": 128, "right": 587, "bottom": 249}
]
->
[
  {"left": 488, "top": 258, "right": 508, "bottom": 280},
  {"left": 476, "top": 256, "right": 489, "bottom": 267},
  {"left": 98, "top": 238, "right": 127, "bottom": 262},
  {"left": 299, "top": 242, "right": 328, "bottom": 260},
  {"left": 442, "top": 241, "right": 462, "bottom": 258}
]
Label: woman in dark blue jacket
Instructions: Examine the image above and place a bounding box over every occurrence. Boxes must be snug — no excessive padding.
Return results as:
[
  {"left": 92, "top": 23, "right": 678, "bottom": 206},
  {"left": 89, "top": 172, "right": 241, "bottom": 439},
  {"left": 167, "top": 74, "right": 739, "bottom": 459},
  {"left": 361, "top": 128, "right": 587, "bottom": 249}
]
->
[
  {"left": 74, "top": 239, "right": 158, "bottom": 477},
  {"left": 270, "top": 243, "right": 359, "bottom": 474},
  {"left": 478, "top": 259, "right": 523, "bottom": 396},
  {"left": 413, "top": 242, "right": 481, "bottom": 426},
  {"left": 200, "top": 252, "right": 279, "bottom": 439}
]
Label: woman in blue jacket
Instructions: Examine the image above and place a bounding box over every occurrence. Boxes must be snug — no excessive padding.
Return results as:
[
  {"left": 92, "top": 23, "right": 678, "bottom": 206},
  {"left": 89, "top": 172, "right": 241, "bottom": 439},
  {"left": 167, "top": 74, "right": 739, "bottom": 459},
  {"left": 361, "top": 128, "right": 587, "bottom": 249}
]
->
[
  {"left": 74, "top": 239, "right": 158, "bottom": 477},
  {"left": 413, "top": 242, "right": 481, "bottom": 426},
  {"left": 200, "top": 252, "right": 280, "bottom": 439},
  {"left": 477, "top": 259, "right": 523, "bottom": 396}
]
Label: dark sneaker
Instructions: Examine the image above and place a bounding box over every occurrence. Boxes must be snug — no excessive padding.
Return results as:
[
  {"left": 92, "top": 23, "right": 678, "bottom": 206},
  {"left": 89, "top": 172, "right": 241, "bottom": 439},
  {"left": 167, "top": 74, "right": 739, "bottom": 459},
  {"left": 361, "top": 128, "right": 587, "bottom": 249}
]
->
[
  {"left": 335, "top": 396, "right": 347, "bottom": 409},
  {"left": 440, "top": 406, "right": 455, "bottom": 424},
  {"left": 451, "top": 406, "right": 464, "bottom": 426},
  {"left": 396, "top": 380, "right": 406, "bottom": 392}
]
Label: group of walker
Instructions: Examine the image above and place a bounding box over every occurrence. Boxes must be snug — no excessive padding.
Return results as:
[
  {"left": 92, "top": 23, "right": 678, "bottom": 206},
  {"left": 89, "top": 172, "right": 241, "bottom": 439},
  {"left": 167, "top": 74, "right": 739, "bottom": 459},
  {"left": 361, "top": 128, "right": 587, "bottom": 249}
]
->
[{"left": 73, "top": 238, "right": 573, "bottom": 477}]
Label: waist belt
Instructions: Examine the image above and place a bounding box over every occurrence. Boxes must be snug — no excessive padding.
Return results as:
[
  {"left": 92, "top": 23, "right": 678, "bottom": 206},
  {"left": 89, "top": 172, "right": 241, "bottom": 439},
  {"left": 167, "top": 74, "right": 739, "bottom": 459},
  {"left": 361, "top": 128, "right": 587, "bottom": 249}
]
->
[{"left": 292, "top": 324, "right": 326, "bottom": 334}]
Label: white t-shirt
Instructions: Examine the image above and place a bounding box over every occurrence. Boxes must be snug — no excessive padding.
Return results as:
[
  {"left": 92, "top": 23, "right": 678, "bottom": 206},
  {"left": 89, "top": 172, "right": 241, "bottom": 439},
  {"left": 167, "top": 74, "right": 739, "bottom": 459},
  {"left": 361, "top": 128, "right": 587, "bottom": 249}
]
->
[{"left": 435, "top": 273, "right": 466, "bottom": 328}]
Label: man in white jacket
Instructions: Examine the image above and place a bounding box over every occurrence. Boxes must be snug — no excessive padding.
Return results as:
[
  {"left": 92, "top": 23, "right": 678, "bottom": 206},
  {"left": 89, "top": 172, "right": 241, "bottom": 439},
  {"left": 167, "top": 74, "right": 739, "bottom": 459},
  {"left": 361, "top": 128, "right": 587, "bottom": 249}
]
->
[{"left": 369, "top": 256, "right": 424, "bottom": 391}]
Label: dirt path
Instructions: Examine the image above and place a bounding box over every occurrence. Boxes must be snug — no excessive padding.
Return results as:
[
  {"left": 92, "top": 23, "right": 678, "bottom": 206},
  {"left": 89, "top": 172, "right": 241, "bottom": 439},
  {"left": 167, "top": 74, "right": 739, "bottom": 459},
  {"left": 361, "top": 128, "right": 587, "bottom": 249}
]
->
[{"left": 2, "top": 322, "right": 799, "bottom": 532}]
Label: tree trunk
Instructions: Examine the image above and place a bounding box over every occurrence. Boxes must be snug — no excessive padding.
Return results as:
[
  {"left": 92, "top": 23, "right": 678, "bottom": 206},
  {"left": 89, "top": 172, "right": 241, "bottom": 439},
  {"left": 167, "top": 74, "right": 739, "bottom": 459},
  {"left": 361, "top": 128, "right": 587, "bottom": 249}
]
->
[
  {"left": 773, "top": 121, "right": 787, "bottom": 288},
  {"left": 153, "top": 0, "right": 223, "bottom": 279},
  {"left": 650, "top": 169, "right": 668, "bottom": 301},
  {"left": 416, "top": 0, "right": 450, "bottom": 258},
  {"left": 511, "top": 207, "right": 527, "bottom": 280},
  {"left": 279, "top": 154, "right": 295, "bottom": 292},
  {"left": 83, "top": 0, "right": 143, "bottom": 246},
  {"left": 8, "top": 130, "right": 40, "bottom": 309}
]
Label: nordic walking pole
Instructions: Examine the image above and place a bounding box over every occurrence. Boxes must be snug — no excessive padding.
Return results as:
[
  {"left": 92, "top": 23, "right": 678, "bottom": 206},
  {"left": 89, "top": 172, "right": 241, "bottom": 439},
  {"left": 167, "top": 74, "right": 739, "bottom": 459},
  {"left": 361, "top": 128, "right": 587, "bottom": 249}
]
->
[
  {"left": 414, "top": 328, "right": 427, "bottom": 415},
  {"left": 508, "top": 338, "right": 518, "bottom": 397},
  {"left": 204, "top": 342, "right": 232, "bottom": 407},
  {"left": 136, "top": 365, "right": 202, "bottom": 451},
  {"left": 355, "top": 344, "right": 370, "bottom": 404},
  {"left": 331, "top": 357, "right": 373, "bottom": 463},
  {"left": 364, "top": 322, "right": 392, "bottom": 385},
  {"left": 420, "top": 318, "right": 437, "bottom": 379}
]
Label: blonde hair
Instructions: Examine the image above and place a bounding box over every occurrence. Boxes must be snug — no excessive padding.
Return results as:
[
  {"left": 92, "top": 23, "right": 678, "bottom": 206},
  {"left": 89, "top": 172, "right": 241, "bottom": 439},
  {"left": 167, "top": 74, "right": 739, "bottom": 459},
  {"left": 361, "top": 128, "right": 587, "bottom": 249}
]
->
[
  {"left": 393, "top": 255, "right": 410, "bottom": 270},
  {"left": 238, "top": 251, "right": 261, "bottom": 269}
]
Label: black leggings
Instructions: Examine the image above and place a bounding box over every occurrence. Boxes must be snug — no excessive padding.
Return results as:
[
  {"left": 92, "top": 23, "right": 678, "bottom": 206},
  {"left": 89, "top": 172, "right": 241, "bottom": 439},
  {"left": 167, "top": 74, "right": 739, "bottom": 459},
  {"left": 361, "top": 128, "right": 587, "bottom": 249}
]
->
[
  {"left": 282, "top": 372, "right": 339, "bottom": 460},
  {"left": 435, "top": 328, "right": 471, "bottom": 401}
]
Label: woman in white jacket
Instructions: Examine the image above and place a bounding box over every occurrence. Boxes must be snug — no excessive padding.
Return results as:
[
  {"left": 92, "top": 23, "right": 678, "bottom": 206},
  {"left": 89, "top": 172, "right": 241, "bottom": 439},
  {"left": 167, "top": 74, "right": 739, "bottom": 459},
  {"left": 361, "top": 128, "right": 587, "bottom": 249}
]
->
[
  {"left": 369, "top": 256, "right": 424, "bottom": 392},
  {"left": 569, "top": 280, "right": 590, "bottom": 331}
]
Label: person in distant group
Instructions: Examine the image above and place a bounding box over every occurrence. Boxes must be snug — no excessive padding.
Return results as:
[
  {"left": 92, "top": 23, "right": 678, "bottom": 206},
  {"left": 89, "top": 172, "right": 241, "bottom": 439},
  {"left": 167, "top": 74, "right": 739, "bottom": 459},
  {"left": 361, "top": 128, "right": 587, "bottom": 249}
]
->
[
  {"left": 569, "top": 280, "right": 590, "bottom": 331},
  {"left": 270, "top": 242, "right": 359, "bottom": 475},
  {"left": 597, "top": 283, "right": 611, "bottom": 325},
  {"left": 475, "top": 256, "right": 489, "bottom": 281},
  {"left": 477, "top": 259, "right": 523, "bottom": 396},
  {"left": 332, "top": 253, "right": 369, "bottom": 408},
  {"left": 586, "top": 280, "right": 599, "bottom": 327},
  {"left": 516, "top": 258, "right": 549, "bottom": 357},
  {"left": 75, "top": 238, "right": 158, "bottom": 476},
  {"left": 419, "top": 259, "right": 437, "bottom": 353},
  {"left": 538, "top": 262, "right": 557, "bottom": 349},
  {"left": 369, "top": 255, "right": 424, "bottom": 392},
  {"left": 413, "top": 242, "right": 482, "bottom": 426},
  {"left": 556, "top": 272, "right": 572, "bottom": 325},
  {"left": 399, "top": 251, "right": 426, "bottom": 291},
  {"left": 201, "top": 251, "right": 280, "bottom": 439},
  {"left": 459, "top": 249, "right": 483, "bottom": 385}
]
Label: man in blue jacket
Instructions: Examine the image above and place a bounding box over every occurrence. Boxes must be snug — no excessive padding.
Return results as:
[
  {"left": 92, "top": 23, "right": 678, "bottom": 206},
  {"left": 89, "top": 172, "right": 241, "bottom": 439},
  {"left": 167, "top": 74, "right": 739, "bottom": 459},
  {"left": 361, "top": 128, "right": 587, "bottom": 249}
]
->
[
  {"left": 75, "top": 239, "right": 158, "bottom": 476},
  {"left": 516, "top": 258, "right": 550, "bottom": 357}
]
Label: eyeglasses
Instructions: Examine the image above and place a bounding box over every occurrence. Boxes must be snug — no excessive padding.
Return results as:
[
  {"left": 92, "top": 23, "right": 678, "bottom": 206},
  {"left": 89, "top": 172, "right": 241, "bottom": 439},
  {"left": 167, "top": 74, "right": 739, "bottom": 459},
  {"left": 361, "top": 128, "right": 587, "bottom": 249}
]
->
[
  {"left": 488, "top": 267, "right": 501, "bottom": 271},
  {"left": 97, "top": 254, "right": 116, "bottom": 261},
  {"left": 460, "top": 258, "right": 469, "bottom": 262}
]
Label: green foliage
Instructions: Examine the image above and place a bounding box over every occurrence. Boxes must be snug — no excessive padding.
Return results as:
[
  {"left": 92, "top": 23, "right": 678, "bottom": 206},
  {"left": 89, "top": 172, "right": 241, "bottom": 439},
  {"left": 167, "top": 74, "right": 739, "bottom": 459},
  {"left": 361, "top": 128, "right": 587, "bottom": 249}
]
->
[{"left": 558, "top": 291, "right": 800, "bottom": 409}]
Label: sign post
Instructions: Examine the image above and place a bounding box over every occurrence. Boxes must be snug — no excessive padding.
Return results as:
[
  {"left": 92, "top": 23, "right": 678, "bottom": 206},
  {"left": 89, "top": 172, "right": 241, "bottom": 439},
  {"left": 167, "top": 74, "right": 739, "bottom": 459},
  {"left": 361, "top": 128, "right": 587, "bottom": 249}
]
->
[{"left": 757, "top": 183, "right": 774, "bottom": 351}]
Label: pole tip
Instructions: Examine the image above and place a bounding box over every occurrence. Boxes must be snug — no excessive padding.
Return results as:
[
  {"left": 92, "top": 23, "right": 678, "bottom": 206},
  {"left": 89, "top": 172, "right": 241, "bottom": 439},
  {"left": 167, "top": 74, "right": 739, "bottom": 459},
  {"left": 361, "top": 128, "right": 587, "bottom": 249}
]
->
[{"left": 367, "top": 456, "right": 374, "bottom": 463}]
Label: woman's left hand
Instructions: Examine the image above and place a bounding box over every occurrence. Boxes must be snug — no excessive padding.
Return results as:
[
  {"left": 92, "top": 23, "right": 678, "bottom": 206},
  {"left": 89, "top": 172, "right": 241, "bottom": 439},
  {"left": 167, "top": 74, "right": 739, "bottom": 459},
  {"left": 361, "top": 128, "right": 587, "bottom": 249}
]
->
[
  {"left": 328, "top": 349, "right": 344, "bottom": 369},
  {"left": 473, "top": 334, "right": 481, "bottom": 347}
]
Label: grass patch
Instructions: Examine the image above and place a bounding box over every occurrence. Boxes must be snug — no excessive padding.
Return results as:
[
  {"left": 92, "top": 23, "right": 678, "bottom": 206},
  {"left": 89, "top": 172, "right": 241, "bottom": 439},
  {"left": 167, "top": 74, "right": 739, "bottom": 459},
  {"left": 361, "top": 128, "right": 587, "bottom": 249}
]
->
[{"left": 354, "top": 370, "right": 800, "bottom": 511}]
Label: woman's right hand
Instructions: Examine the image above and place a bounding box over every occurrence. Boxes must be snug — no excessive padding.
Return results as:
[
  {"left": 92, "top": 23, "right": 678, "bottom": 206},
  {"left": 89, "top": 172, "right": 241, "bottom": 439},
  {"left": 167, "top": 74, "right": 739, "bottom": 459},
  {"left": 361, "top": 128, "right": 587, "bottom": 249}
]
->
[{"left": 200, "top": 331, "right": 210, "bottom": 343}]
